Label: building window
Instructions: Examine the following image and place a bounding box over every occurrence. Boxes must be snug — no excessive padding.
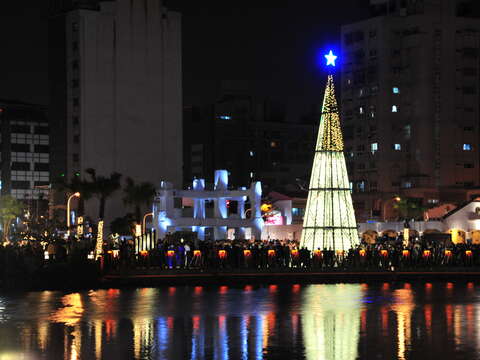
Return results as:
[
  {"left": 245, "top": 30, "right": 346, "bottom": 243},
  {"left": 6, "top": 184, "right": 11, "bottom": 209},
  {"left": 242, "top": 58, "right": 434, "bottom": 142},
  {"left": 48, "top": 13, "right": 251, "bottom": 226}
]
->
[
  {"left": 218, "top": 115, "right": 231, "bottom": 120},
  {"left": 371, "top": 142, "right": 378, "bottom": 154},
  {"left": 394, "top": 143, "right": 401, "bottom": 151},
  {"left": 11, "top": 144, "right": 30, "bottom": 152},
  {"left": 359, "top": 106, "right": 364, "bottom": 114},
  {"left": 404, "top": 125, "right": 411, "bottom": 140},
  {"left": 403, "top": 181, "right": 412, "bottom": 189},
  {"left": 11, "top": 162, "right": 30, "bottom": 171},
  {"left": 34, "top": 145, "right": 49, "bottom": 153},
  {"left": 270, "top": 141, "right": 277, "bottom": 148},
  {"left": 463, "top": 143, "right": 472, "bottom": 151},
  {"left": 393, "top": 87, "right": 400, "bottom": 94},
  {"left": 358, "top": 181, "right": 365, "bottom": 192},
  {"left": 11, "top": 125, "right": 30, "bottom": 134},
  {"left": 34, "top": 126, "right": 49, "bottom": 135},
  {"left": 34, "top": 163, "right": 49, "bottom": 171},
  {"left": 427, "top": 199, "right": 439, "bottom": 204},
  {"left": 392, "top": 105, "right": 398, "bottom": 112},
  {"left": 249, "top": 151, "right": 254, "bottom": 157},
  {"left": 250, "top": 172, "right": 254, "bottom": 178}
]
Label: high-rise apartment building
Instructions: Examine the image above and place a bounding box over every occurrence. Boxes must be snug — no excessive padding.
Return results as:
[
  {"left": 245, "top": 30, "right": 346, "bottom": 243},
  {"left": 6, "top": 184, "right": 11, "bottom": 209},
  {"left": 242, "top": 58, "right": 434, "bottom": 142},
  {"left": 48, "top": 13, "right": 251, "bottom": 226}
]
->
[
  {"left": 49, "top": 0, "right": 182, "bottom": 222},
  {"left": 341, "top": 0, "right": 480, "bottom": 221},
  {"left": 0, "top": 100, "right": 50, "bottom": 216}
]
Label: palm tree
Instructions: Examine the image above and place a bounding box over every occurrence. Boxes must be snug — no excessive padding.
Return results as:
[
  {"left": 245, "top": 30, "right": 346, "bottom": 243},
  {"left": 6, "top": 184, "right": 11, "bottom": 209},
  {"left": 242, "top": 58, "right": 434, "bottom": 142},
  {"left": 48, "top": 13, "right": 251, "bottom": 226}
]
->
[
  {"left": 123, "top": 177, "right": 156, "bottom": 223},
  {"left": 0, "top": 195, "right": 24, "bottom": 242},
  {"left": 85, "top": 168, "right": 122, "bottom": 220},
  {"left": 394, "top": 198, "right": 426, "bottom": 221}
]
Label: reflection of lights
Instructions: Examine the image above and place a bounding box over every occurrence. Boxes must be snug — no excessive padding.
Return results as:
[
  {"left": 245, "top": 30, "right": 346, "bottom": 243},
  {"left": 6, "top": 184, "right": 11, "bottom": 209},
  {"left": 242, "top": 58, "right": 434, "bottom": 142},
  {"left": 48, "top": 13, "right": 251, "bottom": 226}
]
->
[
  {"left": 94, "top": 319, "right": 102, "bottom": 360},
  {"left": 132, "top": 288, "right": 157, "bottom": 359},
  {"left": 50, "top": 293, "right": 84, "bottom": 326},
  {"left": 454, "top": 305, "right": 462, "bottom": 345},
  {"left": 424, "top": 304, "right": 432, "bottom": 337},
  {"left": 446, "top": 304, "right": 453, "bottom": 334},
  {"left": 361, "top": 309, "right": 367, "bottom": 333},
  {"left": 392, "top": 288, "right": 414, "bottom": 360},
  {"left": 302, "top": 284, "right": 363, "bottom": 360},
  {"left": 381, "top": 306, "right": 389, "bottom": 331},
  {"left": 215, "top": 315, "right": 229, "bottom": 360}
]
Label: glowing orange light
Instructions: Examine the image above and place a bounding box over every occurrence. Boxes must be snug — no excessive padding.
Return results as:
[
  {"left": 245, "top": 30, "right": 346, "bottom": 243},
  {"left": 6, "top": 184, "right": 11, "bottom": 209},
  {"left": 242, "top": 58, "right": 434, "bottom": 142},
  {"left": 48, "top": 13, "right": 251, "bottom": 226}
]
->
[
  {"left": 193, "top": 250, "right": 201, "bottom": 257},
  {"left": 466, "top": 250, "right": 473, "bottom": 257},
  {"left": 243, "top": 249, "right": 252, "bottom": 257},
  {"left": 380, "top": 249, "right": 388, "bottom": 257},
  {"left": 423, "top": 250, "right": 431, "bottom": 258},
  {"left": 139, "top": 250, "right": 148, "bottom": 256},
  {"left": 468, "top": 282, "right": 474, "bottom": 289},
  {"left": 359, "top": 249, "right": 366, "bottom": 257},
  {"left": 218, "top": 250, "right": 227, "bottom": 259},
  {"left": 313, "top": 249, "right": 322, "bottom": 257},
  {"left": 291, "top": 249, "right": 299, "bottom": 257},
  {"left": 167, "top": 250, "right": 175, "bottom": 257},
  {"left": 445, "top": 249, "right": 452, "bottom": 257},
  {"left": 107, "top": 250, "right": 113, "bottom": 254},
  {"left": 268, "top": 249, "right": 275, "bottom": 257},
  {"left": 402, "top": 250, "right": 409, "bottom": 257}
]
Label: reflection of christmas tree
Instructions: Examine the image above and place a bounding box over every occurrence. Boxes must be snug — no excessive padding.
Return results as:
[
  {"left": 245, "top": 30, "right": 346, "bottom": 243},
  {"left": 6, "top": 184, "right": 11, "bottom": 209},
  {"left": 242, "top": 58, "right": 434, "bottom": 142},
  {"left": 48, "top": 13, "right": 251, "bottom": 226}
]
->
[{"left": 300, "top": 75, "right": 358, "bottom": 251}]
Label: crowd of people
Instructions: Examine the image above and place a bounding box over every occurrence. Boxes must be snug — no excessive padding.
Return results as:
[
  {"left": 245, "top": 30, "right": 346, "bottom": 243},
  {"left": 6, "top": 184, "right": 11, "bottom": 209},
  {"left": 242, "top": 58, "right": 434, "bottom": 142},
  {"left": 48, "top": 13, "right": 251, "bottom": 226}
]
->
[
  {"left": 105, "top": 237, "right": 480, "bottom": 271},
  {"left": 3, "top": 235, "right": 480, "bottom": 289}
]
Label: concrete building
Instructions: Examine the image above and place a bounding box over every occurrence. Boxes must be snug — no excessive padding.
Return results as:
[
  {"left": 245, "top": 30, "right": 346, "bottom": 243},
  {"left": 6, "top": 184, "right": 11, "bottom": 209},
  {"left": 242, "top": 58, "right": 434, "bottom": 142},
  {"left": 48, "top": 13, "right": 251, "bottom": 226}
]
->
[
  {"left": 153, "top": 170, "right": 264, "bottom": 241},
  {"left": 49, "top": 0, "right": 182, "bottom": 222},
  {"left": 183, "top": 94, "right": 317, "bottom": 193},
  {"left": 0, "top": 100, "right": 50, "bottom": 216},
  {"left": 341, "top": 0, "right": 480, "bottom": 221}
]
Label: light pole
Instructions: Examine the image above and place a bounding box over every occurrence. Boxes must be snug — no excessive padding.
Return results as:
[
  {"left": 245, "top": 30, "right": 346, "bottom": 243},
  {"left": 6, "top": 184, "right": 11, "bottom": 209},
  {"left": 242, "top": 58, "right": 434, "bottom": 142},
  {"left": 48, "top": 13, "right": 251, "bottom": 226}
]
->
[
  {"left": 67, "top": 192, "right": 80, "bottom": 236},
  {"left": 142, "top": 212, "right": 153, "bottom": 234}
]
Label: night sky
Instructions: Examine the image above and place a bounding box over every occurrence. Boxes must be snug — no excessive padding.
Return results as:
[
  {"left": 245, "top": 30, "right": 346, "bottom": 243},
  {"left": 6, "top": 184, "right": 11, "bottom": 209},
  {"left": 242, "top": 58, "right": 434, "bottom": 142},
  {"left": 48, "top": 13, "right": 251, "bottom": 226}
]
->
[{"left": 0, "top": 0, "right": 368, "bottom": 119}]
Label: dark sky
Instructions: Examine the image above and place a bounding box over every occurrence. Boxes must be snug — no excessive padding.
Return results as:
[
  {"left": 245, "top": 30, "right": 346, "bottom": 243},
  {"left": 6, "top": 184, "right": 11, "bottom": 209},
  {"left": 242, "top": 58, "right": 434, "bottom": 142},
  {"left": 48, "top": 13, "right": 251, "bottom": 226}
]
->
[{"left": 0, "top": 0, "right": 368, "bottom": 119}]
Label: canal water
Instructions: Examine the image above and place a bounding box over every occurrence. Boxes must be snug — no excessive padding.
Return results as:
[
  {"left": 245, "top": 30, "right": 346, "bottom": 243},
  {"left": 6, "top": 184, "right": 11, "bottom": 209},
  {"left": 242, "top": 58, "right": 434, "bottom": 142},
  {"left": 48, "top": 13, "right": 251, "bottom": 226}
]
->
[{"left": 0, "top": 281, "right": 478, "bottom": 359}]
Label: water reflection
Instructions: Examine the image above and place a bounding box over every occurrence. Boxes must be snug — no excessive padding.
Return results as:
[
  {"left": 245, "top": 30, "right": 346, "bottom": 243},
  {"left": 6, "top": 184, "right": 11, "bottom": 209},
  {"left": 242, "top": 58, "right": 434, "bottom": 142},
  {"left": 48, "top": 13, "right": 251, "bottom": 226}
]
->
[
  {"left": 1, "top": 282, "right": 480, "bottom": 359},
  {"left": 302, "top": 284, "right": 362, "bottom": 360}
]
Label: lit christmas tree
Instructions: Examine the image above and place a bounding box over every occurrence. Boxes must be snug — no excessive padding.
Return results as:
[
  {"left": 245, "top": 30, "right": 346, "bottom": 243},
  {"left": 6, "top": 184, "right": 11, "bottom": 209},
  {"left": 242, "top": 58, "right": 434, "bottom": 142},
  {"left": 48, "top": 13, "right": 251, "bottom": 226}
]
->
[{"left": 300, "top": 57, "right": 358, "bottom": 251}]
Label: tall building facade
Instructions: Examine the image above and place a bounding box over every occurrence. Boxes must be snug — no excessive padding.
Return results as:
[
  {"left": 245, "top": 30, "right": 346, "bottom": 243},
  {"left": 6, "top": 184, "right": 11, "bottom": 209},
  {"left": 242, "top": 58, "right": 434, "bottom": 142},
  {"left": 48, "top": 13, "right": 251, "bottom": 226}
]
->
[
  {"left": 0, "top": 100, "right": 50, "bottom": 216},
  {"left": 341, "top": 0, "right": 480, "bottom": 221},
  {"left": 184, "top": 95, "right": 317, "bottom": 193},
  {"left": 49, "top": 0, "right": 182, "bottom": 222}
]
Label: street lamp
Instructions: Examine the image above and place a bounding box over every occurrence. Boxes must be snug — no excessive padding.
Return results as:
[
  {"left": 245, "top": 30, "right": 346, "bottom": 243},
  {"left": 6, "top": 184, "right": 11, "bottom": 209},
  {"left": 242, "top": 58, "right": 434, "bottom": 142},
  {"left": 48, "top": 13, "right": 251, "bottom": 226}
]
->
[
  {"left": 142, "top": 212, "right": 153, "bottom": 234},
  {"left": 67, "top": 192, "right": 80, "bottom": 236}
]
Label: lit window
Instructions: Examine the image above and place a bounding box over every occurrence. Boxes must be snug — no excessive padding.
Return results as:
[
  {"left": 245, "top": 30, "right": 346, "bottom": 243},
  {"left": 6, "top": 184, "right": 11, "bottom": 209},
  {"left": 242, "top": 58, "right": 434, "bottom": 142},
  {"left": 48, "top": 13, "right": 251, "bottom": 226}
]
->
[
  {"left": 427, "top": 199, "right": 439, "bottom": 204},
  {"left": 359, "top": 106, "right": 364, "bottom": 114},
  {"left": 249, "top": 151, "right": 254, "bottom": 157},
  {"left": 394, "top": 143, "right": 401, "bottom": 151},
  {"left": 392, "top": 105, "right": 398, "bottom": 112},
  {"left": 463, "top": 143, "right": 472, "bottom": 151},
  {"left": 393, "top": 87, "right": 400, "bottom": 94},
  {"left": 358, "top": 181, "right": 365, "bottom": 192},
  {"left": 403, "top": 181, "right": 412, "bottom": 189},
  {"left": 359, "top": 88, "right": 364, "bottom": 97},
  {"left": 371, "top": 142, "right": 378, "bottom": 154},
  {"left": 250, "top": 172, "right": 254, "bottom": 178},
  {"left": 270, "top": 141, "right": 277, "bottom": 148},
  {"left": 219, "top": 115, "right": 231, "bottom": 120}
]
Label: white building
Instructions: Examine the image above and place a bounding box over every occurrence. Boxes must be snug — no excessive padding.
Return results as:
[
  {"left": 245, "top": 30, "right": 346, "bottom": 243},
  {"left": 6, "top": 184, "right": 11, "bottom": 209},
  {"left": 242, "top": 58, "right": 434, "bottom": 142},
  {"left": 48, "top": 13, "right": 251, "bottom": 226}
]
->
[{"left": 50, "top": 0, "right": 182, "bottom": 222}]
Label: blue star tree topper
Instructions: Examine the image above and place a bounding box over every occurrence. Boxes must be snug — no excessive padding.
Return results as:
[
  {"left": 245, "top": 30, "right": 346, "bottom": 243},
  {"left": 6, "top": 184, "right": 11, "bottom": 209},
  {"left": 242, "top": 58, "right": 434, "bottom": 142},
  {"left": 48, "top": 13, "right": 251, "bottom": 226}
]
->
[{"left": 324, "top": 50, "right": 337, "bottom": 67}]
